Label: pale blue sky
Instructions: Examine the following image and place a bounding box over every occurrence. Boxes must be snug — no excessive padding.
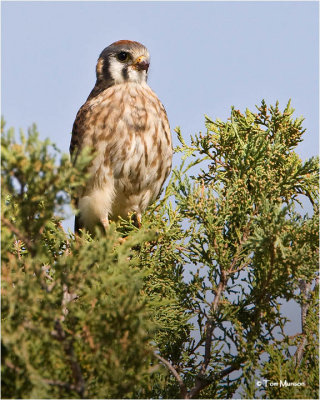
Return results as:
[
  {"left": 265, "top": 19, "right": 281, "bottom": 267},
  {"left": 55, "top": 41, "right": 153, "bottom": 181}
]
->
[{"left": 2, "top": 1, "right": 319, "bottom": 161}]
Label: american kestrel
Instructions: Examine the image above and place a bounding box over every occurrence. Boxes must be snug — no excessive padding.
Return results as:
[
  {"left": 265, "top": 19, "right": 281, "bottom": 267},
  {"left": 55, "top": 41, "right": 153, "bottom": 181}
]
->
[{"left": 70, "top": 40, "right": 172, "bottom": 233}]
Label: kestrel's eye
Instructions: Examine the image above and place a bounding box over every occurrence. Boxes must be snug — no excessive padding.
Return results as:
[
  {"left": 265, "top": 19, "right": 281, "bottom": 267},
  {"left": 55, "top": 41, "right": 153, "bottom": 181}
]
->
[{"left": 116, "top": 51, "right": 129, "bottom": 62}]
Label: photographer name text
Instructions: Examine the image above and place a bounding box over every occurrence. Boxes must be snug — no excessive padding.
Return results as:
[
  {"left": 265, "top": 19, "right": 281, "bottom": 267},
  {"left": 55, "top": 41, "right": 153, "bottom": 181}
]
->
[{"left": 256, "top": 379, "right": 305, "bottom": 388}]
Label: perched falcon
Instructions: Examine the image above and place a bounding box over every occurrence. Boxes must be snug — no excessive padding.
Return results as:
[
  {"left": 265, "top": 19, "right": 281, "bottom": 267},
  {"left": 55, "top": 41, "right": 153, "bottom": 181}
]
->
[{"left": 70, "top": 40, "right": 172, "bottom": 233}]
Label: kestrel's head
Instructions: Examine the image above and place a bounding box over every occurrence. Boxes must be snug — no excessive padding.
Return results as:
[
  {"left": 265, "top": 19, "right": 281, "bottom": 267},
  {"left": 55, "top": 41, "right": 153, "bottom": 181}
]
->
[{"left": 96, "top": 40, "right": 150, "bottom": 86}]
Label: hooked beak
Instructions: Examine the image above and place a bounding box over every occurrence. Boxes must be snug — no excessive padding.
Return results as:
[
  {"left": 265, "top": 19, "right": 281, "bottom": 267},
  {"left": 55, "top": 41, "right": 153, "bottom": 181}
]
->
[{"left": 132, "top": 55, "right": 150, "bottom": 72}]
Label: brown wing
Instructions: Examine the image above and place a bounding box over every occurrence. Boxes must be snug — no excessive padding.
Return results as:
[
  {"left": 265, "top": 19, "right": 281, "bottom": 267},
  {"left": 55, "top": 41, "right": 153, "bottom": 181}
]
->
[
  {"left": 70, "top": 102, "right": 92, "bottom": 232},
  {"left": 70, "top": 103, "right": 90, "bottom": 165}
]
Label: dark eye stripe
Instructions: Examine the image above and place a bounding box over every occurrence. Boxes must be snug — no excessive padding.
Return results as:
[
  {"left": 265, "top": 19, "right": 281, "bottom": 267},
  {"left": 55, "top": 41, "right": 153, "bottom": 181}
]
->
[{"left": 122, "top": 66, "right": 128, "bottom": 80}]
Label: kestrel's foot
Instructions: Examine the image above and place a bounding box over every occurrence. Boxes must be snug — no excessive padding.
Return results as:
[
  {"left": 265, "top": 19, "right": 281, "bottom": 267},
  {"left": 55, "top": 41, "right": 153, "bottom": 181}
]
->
[
  {"left": 101, "top": 217, "right": 109, "bottom": 232},
  {"left": 136, "top": 214, "right": 142, "bottom": 228},
  {"left": 132, "top": 213, "right": 142, "bottom": 228}
]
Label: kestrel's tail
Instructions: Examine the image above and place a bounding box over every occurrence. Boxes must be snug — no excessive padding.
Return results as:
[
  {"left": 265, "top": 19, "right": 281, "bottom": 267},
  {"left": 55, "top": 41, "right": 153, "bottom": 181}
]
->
[{"left": 74, "top": 214, "right": 83, "bottom": 234}]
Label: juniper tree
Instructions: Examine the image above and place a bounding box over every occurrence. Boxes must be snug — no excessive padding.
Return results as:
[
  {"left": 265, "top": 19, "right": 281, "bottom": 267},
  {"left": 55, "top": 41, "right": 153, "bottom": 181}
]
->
[{"left": 1, "top": 100, "right": 318, "bottom": 399}]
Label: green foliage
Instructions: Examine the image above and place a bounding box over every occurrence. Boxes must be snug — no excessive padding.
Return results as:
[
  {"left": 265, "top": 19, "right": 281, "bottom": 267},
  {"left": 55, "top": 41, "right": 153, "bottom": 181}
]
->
[
  {"left": 1, "top": 121, "right": 161, "bottom": 398},
  {"left": 1, "top": 101, "right": 318, "bottom": 399}
]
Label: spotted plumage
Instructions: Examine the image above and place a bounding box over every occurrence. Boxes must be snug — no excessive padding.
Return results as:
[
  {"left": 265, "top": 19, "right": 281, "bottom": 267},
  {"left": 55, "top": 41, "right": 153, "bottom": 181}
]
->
[{"left": 70, "top": 40, "right": 172, "bottom": 233}]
